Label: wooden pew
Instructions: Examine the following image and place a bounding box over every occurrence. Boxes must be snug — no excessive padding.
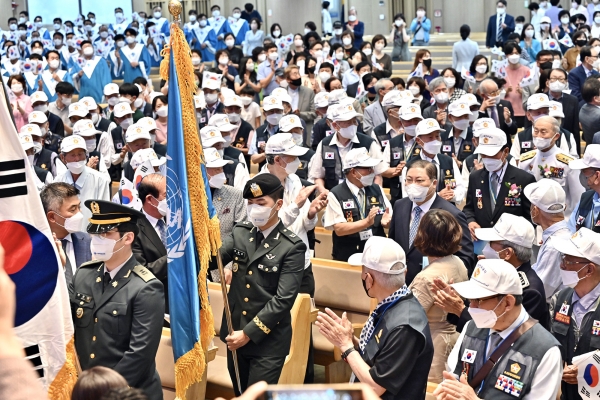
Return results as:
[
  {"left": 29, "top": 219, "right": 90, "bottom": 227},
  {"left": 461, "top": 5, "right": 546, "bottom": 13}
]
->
[
  {"left": 205, "top": 282, "right": 314, "bottom": 399},
  {"left": 156, "top": 327, "right": 218, "bottom": 400}
]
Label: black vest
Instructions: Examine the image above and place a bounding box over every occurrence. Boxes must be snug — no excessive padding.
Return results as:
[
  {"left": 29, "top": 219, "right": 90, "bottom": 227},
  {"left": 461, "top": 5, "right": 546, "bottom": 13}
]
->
[
  {"left": 387, "top": 135, "right": 421, "bottom": 202},
  {"left": 453, "top": 317, "right": 559, "bottom": 399},
  {"left": 223, "top": 155, "right": 239, "bottom": 186},
  {"left": 441, "top": 128, "right": 475, "bottom": 162},
  {"left": 574, "top": 190, "right": 600, "bottom": 233},
  {"left": 34, "top": 165, "right": 48, "bottom": 182},
  {"left": 321, "top": 133, "right": 374, "bottom": 191},
  {"left": 224, "top": 146, "right": 243, "bottom": 166},
  {"left": 44, "top": 133, "right": 62, "bottom": 154},
  {"left": 232, "top": 120, "right": 253, "bottom": 168},
  {"left": 553, "top": 287, "right": 600, "bottom": 400},
  {"left": 35, "top": 148, "right": 54, "bottom": 171},
  {"left": 255, "top": 122, "right": 280, "bottom": 170},
  {"left": 108, "top": 126, "right": 125, "bottom": 182},
  {"left": 407, "top": 153, "right": 456, "bottom": 193},
  {"left": 518, "top": 127, "right": 572, "bottom": 155},
  {"left": 372, "top": 122, "right": 393, "bottom": 149},
  {"left": 97, "top": 117, "right": 112, "bottom": 134},
  {"left": 296, "top": 148, "right": 315, "bottom": 181},
  {"left": 330, "top": 181, "right": 386, "bottom": 261},
  {"left": 198, "top": 102, "right": 224, "bottom": 129}
]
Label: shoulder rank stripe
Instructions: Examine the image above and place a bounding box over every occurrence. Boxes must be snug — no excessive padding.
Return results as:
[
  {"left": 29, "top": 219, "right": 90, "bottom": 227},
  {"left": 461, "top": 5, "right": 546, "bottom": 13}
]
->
[
  {"left": 133, "top": 265, "right": 156, "bottom": 282},
  {"left": 520, "top": 150, "right": 537, "bottom": 162},
  {"left": 556, "top": 153, "right": 574, "bottom": 165}
]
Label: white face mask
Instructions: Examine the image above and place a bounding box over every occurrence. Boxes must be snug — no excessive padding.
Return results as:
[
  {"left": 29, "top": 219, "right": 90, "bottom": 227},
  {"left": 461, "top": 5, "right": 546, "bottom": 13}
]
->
[
  {"left": 233, "top": 12, "right": 241, "bottom": 19},
  {"left": 219, "top": 57, "right": 229, "bottom": 65},
  {"left": 452, "top": 118, "right": 470, "bottom": 131},
  {"left": 525, "top": 29, "right": 535, "bottom": 38},
  {"left": 279, "top": 80, "right": 289, "bottom": 88},
  {"left": 334, "top": 29, "right": 343, "bottom": 36},
  {"left": 362, "top": 48, "right": 372, "bottom": 56},
  {"left": 125, "top": 36, "right": 136, "bottom": 44},
  {"left": 294, "top": 38, "right": 304, "bottom": 47},
  {"left": 91, "top": 113, "right": 100, "bottom": 124},
  {"left": 421, "top": 139, "right": 442, "bottom": 155},
  {"left": 482, "top": 243, "right": 501, "bottom": 259},
  {"left": 192, "top": 57, "right": 201, "bottom": 66},
  {"left": 189, "top": 15, "right": 197, "bottom": 22},
  {"left": 395, "top": 20, "right": 403, "bottom": 27},
  {"left": 54, "top": 23, "right": 61, "bottom": 30},
  {"left": 354, "top": 169, "right": 375, "bottom": 186},
  {"left": 304, "top": 28, "right": 311, "bottom": 34},
  {"left": 247, "top": 203, "right": 277, "bottom": 228},
  {"left": 507, "top": 54, "right": 521, "bottom": 64},
  {"left": 408, "top": 86, "right": 421, "bottom": 96},
  {"left": 319, "top": 71, "right": 331, "bottom": 82},
  {"left": 561, "top": 17, "right": 570, "bottom": 25},
  {"left": 273, "top": 30, "right": 281, "bottom": 38},
  {"left": 348, "top": 15, "right": 357, "bottom": 21},
  {"left": 67, "top": 160, "right": 86, "bottom": 174},
  {"left": 154, "top": 11, "right": 162, "bottom": 19},
  {"left": 533, "top": 135, "right": 555, "bottom": 150},
  {"left": 33, "top": 104, "right": 48, "bottom": 113},
  {"left": 225, "top": 39, "right": 235, "bottom": 47},
  {"left": 468, "top": 112, "right": 478, "bottom": 122},
  {"left": 280, "top": 156, "right": 301, "bottom": 175},
  {"left": 266, "top": 113, "right": 282, "bottom": 125},
  {"left": 443, "top": 77, "right": 456, "bottom": 88},
  {"left": 476, "top": 65, "right": 487, "bottom": 74},
  {"left": 468, "top": 296, "right": 507, "bottom": 329},
  {"left": 85, "top": 139, "right": 96, "bottom": 152},
  {"left": 342, "top": 37, "right": 352, "bottom": 46},
  {"left": 91, "top": 234, "right": 126, "bottom": 261},
  {"left": 227, "top": 112, "right": 241, "bottom": 123},
  {"left": 417, "top": 10, "right": 425, "bottom": 17},
  {"left": 433, "top": 92, "right": 449, "bottom": 104},
  {"left": 200, "top": 20, "right": 207, "bottom": 27},
  {"left": 100, "top": 31, "right": 109, "bottom": 39},
  {"left": 205, "top": 93, "right": 218, "bottom": 104},
  {"left": 337, "top": 123, "right": 358, "bottom": 139},
  {"left": 49, "top": 59, "right": 60, "bottom": 69},
  {"left": 292, "top": 133, "right": 303, "bottom": 146},
  {"left": 251, "top": 23, "right": 258, "bottom": 30},
  {"left": 268, "top": 52, "right": 279, "bottom": 61},
  {"left": 120, "top": 117, "right": 134, "bottom": 130},
  {"left": 258, "top": 54, "right": 267, "bottom": 62},
  {"left": 134, "top": 97, "right": 144, "bottom": 109},
  {"left": 53, "top": 211, "right": 84, "bottom": 233},
  {"left": 32, "top": 48, "right": 43, "bottom": 55},
  {"left": 209, "top": 172, "right": 227, "bottom": 189},
  {"left": 549, "top": 80, "right": 566, "bottom": 92},
  {"left": 497, "top": 7, "right": 506, "bottom": 15},
  {"left": 11, "top": 83, "right": 23, "bottom": 94},
  {"left": 406, "top": 183, "right": 432, "bottom": 203},
  {"left": 83, "top": 47, "right": 94, "bottom": 56},
  {"left": 33, "top": 142, "right": 43, "bottom": 154},
  {"left": 212, "top": 10, "right": 221, "bottom": 17},
  {"left": 482, "top": 155, "right": 505, "bottom": 172},
  {"left": 241, "top": 96, "right": 253, "bottom": 106},
  {"left": 403, "top": 124, "right": 417, "bottom": 137},
  {"left": 150, "top": 197, "right": 168, "bottom": 216},
  {"left": 560, "top": 263, "right": 589, "bottom": 288},
  {"left": 156, "top": 106, "right": 168, "bottom": 117},
  {"left": 107, "top": 97, "right": 119, "bottom": 106}
]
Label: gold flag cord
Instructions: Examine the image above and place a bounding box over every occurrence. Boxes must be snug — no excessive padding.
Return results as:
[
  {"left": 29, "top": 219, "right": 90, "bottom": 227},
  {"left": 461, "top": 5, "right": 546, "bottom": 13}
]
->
[{"left": 47, "top": 337, "right": 78, "bottom": 400}]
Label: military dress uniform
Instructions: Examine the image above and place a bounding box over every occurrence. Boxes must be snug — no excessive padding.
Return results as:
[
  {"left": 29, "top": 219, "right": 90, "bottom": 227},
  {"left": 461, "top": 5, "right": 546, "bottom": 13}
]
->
[
  {"left": 518, "top": 146, "right": 585, "bottom": 215},
  {"left": 220, "top": 175, "right": 307, "bottom": 394},
  {"left": 70, "top": 200, "right": 165, "bottom": 400}
]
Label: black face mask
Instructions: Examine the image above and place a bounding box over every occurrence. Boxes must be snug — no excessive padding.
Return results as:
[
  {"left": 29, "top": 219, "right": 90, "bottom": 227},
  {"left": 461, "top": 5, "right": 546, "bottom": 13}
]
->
[
  {"left": 576, "top": 39, "right": 588, "bottom": 47},
  {"left": 539, "top": 61, "right": 553, "bottom": 70},
  {"left": 289, "top": 77, "right": 302, "bottom": 87},
  {"left": 362, "top": 274, "right": 375, "bottom": 298},
  {"left": 423, "top": 59, "right": 432, "bottom": 68},
  {"left": 307, "top": 66, "right": 315, "bottom": 74}
]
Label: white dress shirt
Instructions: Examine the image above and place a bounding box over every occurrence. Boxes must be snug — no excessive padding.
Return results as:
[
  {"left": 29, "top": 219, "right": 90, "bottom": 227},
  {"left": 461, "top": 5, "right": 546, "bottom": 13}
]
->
[
  {"left": 447, "top": 307, "right": 563, "bottom": 400},
  {"left": 61, "top": 233, "right": 77, "bottom": 276},
  {"left": 104, "top": 254, "right": 134, "bottom": 279},
  {"left": 142, "top": 208, "right": 162, "bottom": 240},
  {"left": 288, "top": 86, "right": 300, "bottom": 111},
  {"left": 369, "top": 120, "right": 402, "bottom": 148}
]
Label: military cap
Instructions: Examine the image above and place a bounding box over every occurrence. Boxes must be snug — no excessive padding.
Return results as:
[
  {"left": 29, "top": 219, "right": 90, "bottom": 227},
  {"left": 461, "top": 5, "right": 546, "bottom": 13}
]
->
[
  {"left": 84, "top": 199, "right": 145, "bottom": 234},
  {"left": 242, "top": 174, "right": 283, "bottom": 199}
]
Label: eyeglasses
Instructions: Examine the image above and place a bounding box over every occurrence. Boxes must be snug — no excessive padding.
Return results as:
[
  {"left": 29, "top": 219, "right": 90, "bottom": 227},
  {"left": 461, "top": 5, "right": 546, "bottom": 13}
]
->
[
  {"left": 560, "top": 255, "right": 589, "bottom": 270},
  {"left": 470, "top": 295, "right": 502, "bottom": 306},
  {"left": 548, "top": 78, "right": 566, "bottom": 83},
  {"left": 488, "top": 90, "right": 502, "bottom": 96}
]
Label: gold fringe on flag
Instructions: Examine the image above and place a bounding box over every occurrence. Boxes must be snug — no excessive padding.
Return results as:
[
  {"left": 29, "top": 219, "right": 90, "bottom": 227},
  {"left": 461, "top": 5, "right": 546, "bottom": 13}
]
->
[
  {"left": 162, "top": 21, "right": 220, "bottom": 400},
  {"left": 47, "top": 337, "right": 78, "bottom": 400}
]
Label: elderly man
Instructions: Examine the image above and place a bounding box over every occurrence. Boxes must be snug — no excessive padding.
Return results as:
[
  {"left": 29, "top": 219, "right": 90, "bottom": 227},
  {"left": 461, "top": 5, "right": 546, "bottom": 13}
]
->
[
  {"left": 370, "top": 90, "right": 412, "bottom": 150},
  {"left": 478, "top": 78, "right": 517, "bottom": 143},
  {"left": 200, "top": 126, "right": 249, "bottom": 191},
  {"left": 550, "top": 228, "right": 600, "bottom": 400},
  {"left": 525, "top": 179, "right": 571, "bottom": 302},
  {"left": 519, "top": 116, "right": 584, "bottom": 215},
  {"left": 422, "top": 77, "right": 451, "bottom": 132},
  {"left": 316, "top": 236, "right": 434, "bottom": 399},
  {"left": 363, "top": 78, "right": 395, "bottom": 135},
  {"left": 568, "top": 144, "right": 600, "bottom": 233},
  {"left": 438, "top": 259, "right": 562, "bottom": 400}
]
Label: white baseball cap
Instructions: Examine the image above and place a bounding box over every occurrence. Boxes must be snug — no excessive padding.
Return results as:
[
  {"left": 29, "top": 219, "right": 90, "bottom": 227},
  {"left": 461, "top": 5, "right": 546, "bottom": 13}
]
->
[
  {"left": 348, "top": 236, "right": 407, "bottom": 274},
  {"left": 460, "top": 93, "right": 480, "bottom": 106},
  {"left": 343, "top": 147, "right": 381, "bottom": 170},
  {"left": 527, "top": 93, "right": 550, "bottom": 111},
  {"left": 415, "top": 118, "right": 444, "bottom": 136},
  {"left": 223, "top": 95, "right": 243, "bottom": 108},
  {"left": 200, "top": 126, "right": 225, "bottom": 147},
  {"left": 194, "top": 93, "right": 206, "bottom": 109},
  {"left": 68, "top": 102, "right": 88, "bottom": 118},
  {"left": 327, "top": 89, "right": 347, "bottom": 105},
  {"left": 271, "top": 88, "right": 292, "bottom": 105},
  {"left": 524, "top": 179, "right": 566, "bottom": 214},
  {"left": 60, "top": 135, "right": 87, "bottom": 153},
  {"left": 262, "top": 96, "right": 284, "bottom": 111},
  {"left": 202, "top": 71, "right": 222, "bottom": 90},
  {"left": 569, "top": 144, "right": 600, "bottom": 169},
  {"left": 314, "top": 92, "right": 329, "bottom": 108},
  {"left": 208, "top": 114, "right": 237, "bottom": 132},
  {"left": 72, "top": 119, "right": 100, "bottom": 137},
  {"left": 79, "top": 96, "right": 98, "bottom": 111},
  {"left": 381, "top": 90, "right": 406, "bottom": 108},
  {"left": 20, "top": 131, "right": 35, "bottom": 151},
  {"left": 552, "top": 228, "right": 600, "bottom": 265},
  {"left": 452, "top": 259, "right": 523, "bottom": 299},
  {"left": 20, "top": 124, "right": 43, "bottom": 137},
  {"left": 28, "top": 111, "right": 48, "bottom": 124},
  {"left": 138, "top": 116, "right": 157, "bottom": 132},
  {"left": 549, "top": 100, "right": 564, "bottom": 118},
  {"left": 113, "top": 102, "right": 133, "bottom": 118},
  {"left": 30, "top": 91, "right": 48, "bottom": 104},
  {"left": 474, "top": 128, "right": 507, "bottom": 156},
  {"left": 104, "top": 83, "right": 120, "bottom": 96},
  {"left": 472, "top": 118, "right": 495, "bottom": 134},
  {"left": 265, "top": 132, "right": 309, "bottom": 156},
  {"left": 330, "top": 102, "right": 360, "bottom": 122},
  {"left": 130, "top": 148, "right": 166, "bottom": 169},
  {"left": 205, "top": 147, "right": 233, "bottom": 168},
  {"left": 448, "top": 100, "right": 472, "bottom": 117},
  {"left": 221, "top": 87, "right": 235, "bottom": 99},
  {"left": 397, "top": 90, "right": 415, "bottom": 103},
  {"left": 125, "top": 124, "right": 151, "bottom": 142},
  {"left": 540, "top": 16, "right": 551, "bottom": 24},
  {"left": 398, "top": 103, "right": 423, "bottom": 121},
  {"left": 279, "top": 115, "right": 303, "bottom": 132},
  {"left": 475, "top": 213, "right": 535, "bottom": 249}
]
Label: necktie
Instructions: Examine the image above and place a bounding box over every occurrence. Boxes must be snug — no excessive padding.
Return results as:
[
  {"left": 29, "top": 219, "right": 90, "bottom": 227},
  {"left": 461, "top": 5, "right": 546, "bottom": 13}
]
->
[
  {"left": 490, "top": 106, "right": 500, "bottom": 128},
  {"left": 497, "top": 15, "right": 504, "bottom": 42},
  {"left": 409, "top": 206, "right": 422, "bottom": 248},
  {"left": 491, "top": 172, "right": 500, "bottom": 197},
  {"left": 60, "top": 239, "right": 73, "bottom": 286},
  {"left": 156, "top": 219, "right": 167, "bottom": 247},
  {"left": 487, "top": 332, "right": 502, "bottom": 358},
  {"left": 102, "top": 272, "right": 111, "bottom": 292},
  {"left": 358, "top": 188, "right": 365, "bottom": 216},
  {"left": 255, "top": 230, "right": 264, "bottom": 250}
]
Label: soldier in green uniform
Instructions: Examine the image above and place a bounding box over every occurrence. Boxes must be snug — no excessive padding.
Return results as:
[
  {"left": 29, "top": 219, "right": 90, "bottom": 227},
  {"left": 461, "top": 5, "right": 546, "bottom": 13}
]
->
[
  {"left": 221, "top": 174, "right": 306, "bottom": 395},
  {"left": 70, "top": 200, "right": 165, "bottom": 400}
]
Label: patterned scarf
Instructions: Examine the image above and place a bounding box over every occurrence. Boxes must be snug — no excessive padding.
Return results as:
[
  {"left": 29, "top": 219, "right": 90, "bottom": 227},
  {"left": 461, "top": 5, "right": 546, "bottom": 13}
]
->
[{"left": 358, "top": 285, "right": 410, "bottom": 351}]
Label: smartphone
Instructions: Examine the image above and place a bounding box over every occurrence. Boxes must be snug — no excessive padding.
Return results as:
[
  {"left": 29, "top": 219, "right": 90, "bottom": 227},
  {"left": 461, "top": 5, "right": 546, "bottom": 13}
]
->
[{"left": 260, "top": 384, "right": 364, "bottom": 400}]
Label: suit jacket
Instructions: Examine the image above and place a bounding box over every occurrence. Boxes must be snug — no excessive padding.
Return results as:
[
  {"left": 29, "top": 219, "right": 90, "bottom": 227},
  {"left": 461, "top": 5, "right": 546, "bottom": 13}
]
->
[
  {"left": 477, "top": 99, "right": 517, "bottom": 144},
  {"left": 142, "top": 102, "right": 153, "bottom": 118},
  {"left": 311, "top": 117, "right": 330, "bottom": 151},
  {"left": 579, "top": 103, "right": 600, "bottom": 144},
  {"left": 72, "top": 231, "right": 92, "bottom": 269},
  {"left": 297, "top": 85, "right": 316, "bottom": 146},
  {"left": 48, "top": 112, "right": 65, "bottom": 137},
  {"left": 388, "top": 195, "right": 474, "bottom": 285},
  {"left": 132, "top": 215, "right": 168, "bottom": 313},
  {"left": 486, "top": 13, "right": 515, "bottom": 48},
  {"left": 70, "top": 256, "right": 164, "bottom": 400},
  {"left": 593, "top": 131, "right": 600, "bottom": 144},
  {"left": 568, "top": 65, "right": 599, "bottom": 106},
  {"left": 463, "top": 164, "right": 537, "bottom": 228},
  {"left": 422, "top": 103, "right": 452, "bottom": 132},
  {"left": 363, "top": 100, "right": 386, "bottom": 135},
  {"left": 346, "top": 81, "right": 359, "bottom": 99}
]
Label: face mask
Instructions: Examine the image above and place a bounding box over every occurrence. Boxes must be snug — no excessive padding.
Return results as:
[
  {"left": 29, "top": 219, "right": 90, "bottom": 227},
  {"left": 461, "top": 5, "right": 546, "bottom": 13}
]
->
[
  {"left": 251, "top": 23, "right": 258, "bottom": 30},
  {"left": 362, "top": 48, "right": 372, "bottom": 56},
  {"left": 54, "top": 23, "right": 61, "bottom": 30},
  {"left": 452, "top": 118, "right": 470, "bottom": 131},
  {"left": 333, "top": 28, "right": 342, "bottom": 36},
  {"left": 53, "top": 38, "right": 63, "bottom": 48},
  {"left": 27, "top": 154, "right": 35, "bottom": 165},
  {"left": 33, "top": 142, "right": 43, "bottom": 154},
  {"left": 205, "top": 93, "right": 218, "bottom": 104},
  {"left": 468, "top": 297, "right": 506, "bottom": 329},
  {"left": 593, "top": 59, "right": 600, "bottom": 69},
  {"left": 443, "top": 77, "right": 456, "bottom": 88},
  {"left": 421, "top": 139, "right": 442, "bottom": 155},
  {"left": 348, "top": 15, "right": 357, "bottom": 21},
  {"left": 125, "top": 36, "right": 136, "bottom": 44},
  {"left": 91, "top": 113, "right": 100, "bottom": 124},
  {"left": 154, "top": 11, "right": 162, "bottom": 19},
  {"left": 200, "top": 20, "right": 207, "bottom": 27},
  {"left": 219, "top": 57, "right": 229, "bottom": 65},
  {"left": 403, "top": 124, "right": 417, "bottom": 137},
  {"left": 507, "top": 54, "right": 521, "bottom": 64},
  {"left": 482, "top": 243, "right": 504, "bottom": 260},
  {"left": 433, "top": 92, "right": 449, "bottom": 104},
  {"left": 133, "top": 97, "right": 144, "bottom": 109},
  {"left": 497, "top": 7, "right": 506, "bottom": 15},
  {"left": 533, "top": 135, "right": 554, "bottom": 150},
  {"left": 85, "top": 25, "right": 93, "bottom": 32},
  {"left": 560, "top": 264, "right": 589, "bottom": 288},
  {"left": 336, "top": 52, "right": 344, "bottom": 60},
  {"left": 291, "top": 133, "right": 303, "bottom": 146},
  {"left": 406, "top": 183, "right": 432, "bottom": 203},
  {"left": 468, "top": 112, "right": 478, "bottom": 122},
  {"left": 289, "top": 77, "right": 302, "bottom": 87},
  {"left": 258, "top": 54, "right": 266, "bottom": 62},
  {"left": 268, "top": 52, "right": 279, "bottom": 61},
  {"left": 67, "top": 160, "right": 86, "bottom": 174},
  {"left": 225, "top": 39, "right": 235, "bottom": 47},
  {"left": 120, "top": 117, "right": 133, "bottom": 130},
  {"left": 54, "top": 211, "right": 84, "bottom": 233},
  {"left": 561, "top": 17, "right": 570, "bottom": 25},
  {"left": 156, "top": 106, "right": 168, "bottom": 117},
  {"left": 354, "top": 169, "right": 375, "bottom": 186},
  {"left": 233, "top": 12, "right": 241, "bottom": 19},
  {"left": 91, "top": 234, "right": 126, "bottom": 261},
  {"left": 9, "top": 23, "right": 17, "bottom": 31},
  {"left": 266, "top": 113, "right": 282, "bottom": 125},
  {"left": 208, "top": 171, "right": 227, "bottom": 189},
  {"left": 548, "top": 80, "right": 567, "bottom": 92},
  {"left": 482, "top": 155, "right": 505, "bottom": 172},
  {"left": 395, "top": 20, "right": 403, "bottom": 27},
  {"left": 150, "top": 197, "right": 168, "bottom": 216},
  {"left": 31, "top": 48, "right": 43, "bottom": 55},
  {"left": 83, "top": 138, "right": 96, "bottom": 152},
  {"left": 116, "top": 40, "right": 125, "bottom": 48},
  {"left": 19, "top": 17, "right": 26, "bottom": 24},
  {"left": 576, "top": 39, "right": 587, "bottom": 47},
  {"left": 60, "top": 96, "right": 72, "bottom": 106},
  {"left": 107, "top": 97, "right": 119, "bottom": 106},
  {"left": 280, "top": 156, "right": 301, "bottom": 175},
  {"left": 342, "top": 37, "right": 352, "bottom": 46},
  {"left": 408, "top": 86, "right": 421, "bottom": 96},
  {"left": 241, "top": 96, "right": 253, "bottom": 106},
  {"left": 212, "top": 10, "right": 221, "bottom": 17},
  {"left": 11, "top": 83, "right": 23, "bottom": 93},
  {"left": 362, "top": 275, "right": 374, "bottom": 298},
  {"left": 96, "top": 31, "right": 107, "bottom": 40},
  {"left": 188, "top": 15, "right": 197, "bottom": 22},
  {"left": 247, "top": 203, "right": 277, "bottom": 227},
  {"left": 192, "top": 57, "right": 201, "bottom": 66},
  {"left": 83, "top": 47, "right": 94, "bottom": 56},
  {"left": 338, "top": 123, "right": 358, "bottom": 139},
  {"left": 319, "top": 71, "right": 331, "bottom": 82},
  {"left": 474, "top": 64, "right": 487, "bottom": 74},
  {"left": 33, "top": 104, "right": 48, "bottom": 113},
  {"left": 525, "top": 29, "right": 535, "bottom": 38},
  {"left": 294, "top": 38, "right": 304, "bottom": 47}
]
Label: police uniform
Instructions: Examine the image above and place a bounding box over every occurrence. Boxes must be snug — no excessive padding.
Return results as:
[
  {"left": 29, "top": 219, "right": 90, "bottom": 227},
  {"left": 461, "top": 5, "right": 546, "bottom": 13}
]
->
[
  {"left": 518, "top": 146, "right": 585, "bottom": 215},
  {"left": 70, "top": 200, "right": 165, "bottom": 400},
  {"left": 220, "top": 175, "right": 307, "bottom": 394}
]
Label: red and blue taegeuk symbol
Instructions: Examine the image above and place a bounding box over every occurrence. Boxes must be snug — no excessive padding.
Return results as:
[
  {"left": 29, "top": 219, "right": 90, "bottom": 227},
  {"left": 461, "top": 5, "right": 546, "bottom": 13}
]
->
[
  {"left": 121, "top": 189, "right": 134, "bottom": 204},
  {"left": 584, "top": 364, "right": 599, "bottom": 387},
  {"left": 0, "top": 221, "right": 58, "bottom": 327}
]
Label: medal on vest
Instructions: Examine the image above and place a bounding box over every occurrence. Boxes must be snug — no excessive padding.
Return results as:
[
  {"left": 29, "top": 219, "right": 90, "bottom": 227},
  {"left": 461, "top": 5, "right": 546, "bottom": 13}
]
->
[
  {"left": 593, "top": 321, "right": 600, "bottom": 336},
  {"left": 555, "top": 301, "right": 571, "bottom": 325},
  {"left": 345, "top": 211, "right": 353, "bottom": 222},
  {"left": 495, "top": 359, "right": 526, "bottom": 397}
]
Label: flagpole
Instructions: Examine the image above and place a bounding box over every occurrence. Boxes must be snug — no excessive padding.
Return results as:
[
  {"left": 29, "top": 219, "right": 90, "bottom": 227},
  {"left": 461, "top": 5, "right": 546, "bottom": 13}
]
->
[
  {"left": 0, "top": 79, "right": 15, "bottom": 127},
  {"left": 216, "top": 249, "right": 243, "bottom": 393}
]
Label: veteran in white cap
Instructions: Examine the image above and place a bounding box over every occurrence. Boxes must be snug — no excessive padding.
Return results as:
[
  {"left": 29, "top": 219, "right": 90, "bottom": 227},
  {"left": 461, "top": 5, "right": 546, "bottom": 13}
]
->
[{"left": 567, "top": 144, "right": 600, "bottom": 232}]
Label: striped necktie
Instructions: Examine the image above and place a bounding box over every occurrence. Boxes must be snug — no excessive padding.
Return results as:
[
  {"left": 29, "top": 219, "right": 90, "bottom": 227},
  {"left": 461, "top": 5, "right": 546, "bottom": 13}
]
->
[
  {"left": 409, "top": 206, "right": 422, "bottom": 248},
  {"left": 497, "top": 15, "right": 504, "bottom": 42}
]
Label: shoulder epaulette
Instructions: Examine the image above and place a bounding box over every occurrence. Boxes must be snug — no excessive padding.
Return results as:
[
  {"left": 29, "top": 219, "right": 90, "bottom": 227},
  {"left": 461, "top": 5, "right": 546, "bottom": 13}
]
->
[
  {"left": 235, "top": 221, "right": 253, "bottom": 229},
  {"left": 518, "top": 271, "right": 530, "bottom": 289},
  {"left": 79, "top": 260, "right": 103, "bottom": 269},
  {"left": 556, "top": 153, "right": 574, "bottom": 165},
  {"left": 280, "top": 227, "right": 302, "bottom": 244},
  {"left": 133, "top": 265, "right": 156, "bottom": 282},
  {"left": 520, "top": 150, "right": 537, "bottom": 162}
]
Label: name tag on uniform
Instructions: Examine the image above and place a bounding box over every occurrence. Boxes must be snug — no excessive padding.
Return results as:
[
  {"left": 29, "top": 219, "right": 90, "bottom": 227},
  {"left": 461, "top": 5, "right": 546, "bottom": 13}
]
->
[
  {"left": 476, "top": 189, "right": 482, "bottom": 198},
  {"left": 461, "top": 349, "right": 477, "bottom": 363},
  {"left": 325, "top": 152, "right": 335, "bottom": 159},
  {"left": 522, "top": 141, "right": 531, "bottom": 149},
  {"left": 326, "top": 130, "right": 334, "bottom": 136},
  {"left": 342, "top": 200, "right": 355, "bottom": 209},
  {"left": 393, "top": 152, "right": 401, "bottom": 160},
  {"left": 443, "top": 145, "right": 452, "bottom": 152},
  {"left": 359, "top": 229, "right": 372, "bottom": 241},
  {"left": 381, "top": 140, "right": 389, "bottom": 148},
  {"left": 555, "top": 302, "right": 571, "bottom": 325}
]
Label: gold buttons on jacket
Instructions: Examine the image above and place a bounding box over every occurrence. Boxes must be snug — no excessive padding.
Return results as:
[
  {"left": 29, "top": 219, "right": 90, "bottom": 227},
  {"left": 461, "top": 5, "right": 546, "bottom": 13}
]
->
[
  {"left": 92, "top": 336, "right": 96, "bottom": 341},
  {"left": 90, "top": 354, "right": 95, "bottom": 359},
  {"left": 246, "top": 284, "right": 250, "bottom": 289},
  {"left": 244, "top": 298, "right": 249, "bottom": 302},
  {"left": 94, "top": 318, "right": 98, "bottom": 323},
  {"left": 248, "top": 271, "right": 253, "bottom": 275},
  {"left": 242, "top": 311, "right": 247, "bottom": 315},
  {"left": 113, "top": 310, "right": 117, "bottom": 315}
]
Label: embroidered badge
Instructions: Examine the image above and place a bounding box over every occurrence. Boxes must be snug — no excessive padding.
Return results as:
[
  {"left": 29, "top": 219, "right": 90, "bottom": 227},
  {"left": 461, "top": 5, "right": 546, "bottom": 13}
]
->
[
  {"left": 442, "top": 145, "right": 452, "bottom": 152},
  {"left": 461, "top": 349, "right": 477, "bottom": 364},
  {"left": 592, "top": 320, "right": 600, "bottom": 336},
  {"left": 522, "top": 141, "right": 531, "bottom": 149},
  {"left": 325, "top": 152, "right": 335, "bottom": 159},
  {"left": 342, "top": 200, "right": 355, "bottom": 209},
  {"left": 393, "top": 152, "right": 401, "bottom": 159}
]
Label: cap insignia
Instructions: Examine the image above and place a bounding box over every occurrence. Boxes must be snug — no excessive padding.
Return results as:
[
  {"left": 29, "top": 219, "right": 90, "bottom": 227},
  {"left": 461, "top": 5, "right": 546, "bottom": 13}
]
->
[
  {"left": 91, "top": 201, "right": 100, "bottom": 214},
  {"left": 250, "top": 183, "right": 262, "bottom": 197}
]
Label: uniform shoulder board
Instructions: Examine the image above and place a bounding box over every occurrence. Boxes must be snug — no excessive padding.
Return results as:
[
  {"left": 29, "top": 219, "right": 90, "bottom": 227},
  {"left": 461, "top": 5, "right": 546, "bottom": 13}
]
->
[
  {"left": 133, "top": 265, "right": 156, "bottom": 282},
  {"left": 518, "top": 271, "right": 530, "bottom": 289},
  {"left": 79, "top": 260, "right": 103, "bottom": 269},
  {"left": 556, "top": 153, "right": 574, "bottom": 165},
  {"left": 280, "top": 227, "right": 302, "bottom": 244},
  {"left": 235, "top": 221, "right": 253, "bottom": 229},
  {"left": 520, "top": 150, "right": 537, "bottom": 162}
]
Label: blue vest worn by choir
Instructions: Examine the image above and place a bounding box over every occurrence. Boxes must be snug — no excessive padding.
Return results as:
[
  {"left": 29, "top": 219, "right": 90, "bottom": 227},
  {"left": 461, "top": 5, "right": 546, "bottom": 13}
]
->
[
  {"left": 228, "top": 17, "right": 249, "bottom": 46},
  {"left": 118, "top": 43, "right": 151, "bottom": 83},
  {"left": 208, "top": 16, "right": 232, "bottom": 51},
  {"left": 186, "top": 25, "right": 217, "bottom": 62},
  {"left": 70, "top": 56, "right": 112, "bottom": 103}
]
